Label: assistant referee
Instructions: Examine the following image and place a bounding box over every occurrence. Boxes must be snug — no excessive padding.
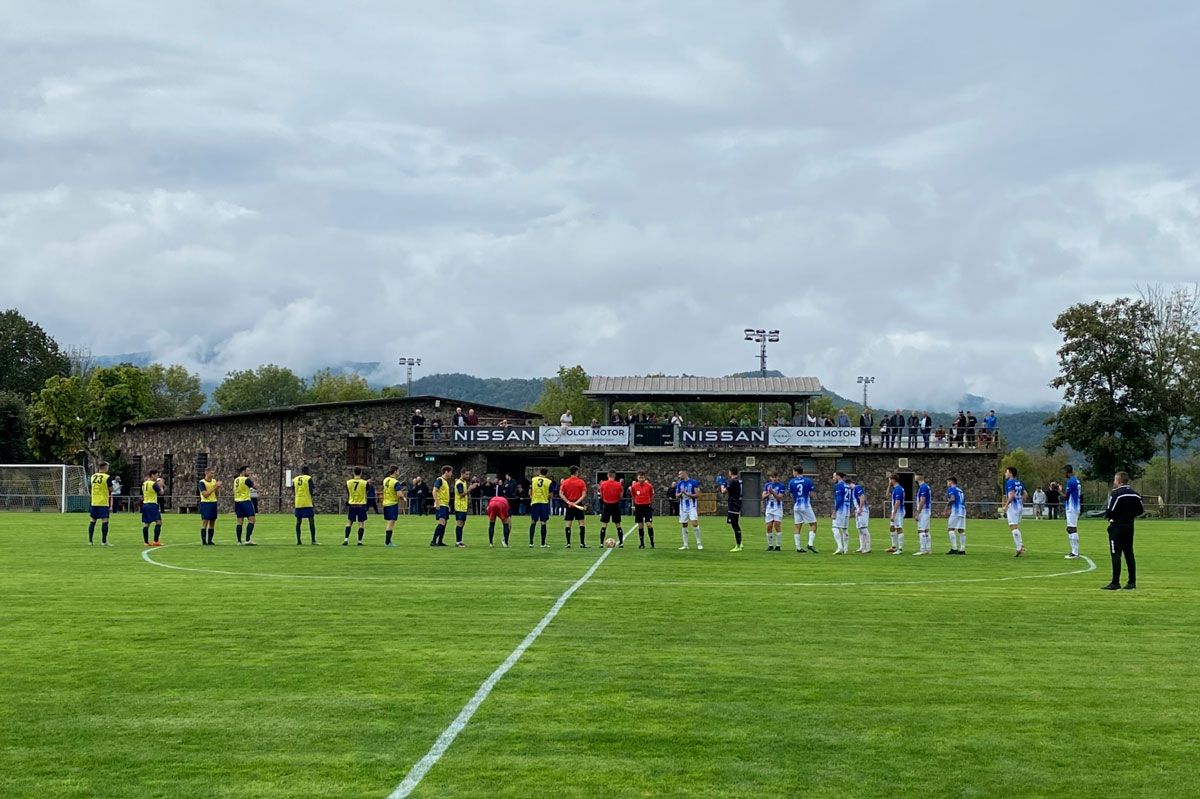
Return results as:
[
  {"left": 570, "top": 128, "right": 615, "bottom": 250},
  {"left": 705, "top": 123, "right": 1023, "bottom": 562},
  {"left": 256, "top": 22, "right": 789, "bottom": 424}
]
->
[{"left": 1102, "top": 471, "right": 1144, "bottom": 591}]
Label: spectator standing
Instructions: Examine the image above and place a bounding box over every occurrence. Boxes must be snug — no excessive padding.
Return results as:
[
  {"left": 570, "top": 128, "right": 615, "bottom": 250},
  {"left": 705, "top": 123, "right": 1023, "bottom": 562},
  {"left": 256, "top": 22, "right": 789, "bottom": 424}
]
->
[
  {"left": 920, "top": 412, "right": 932, "bottom": 448},
  {"left": 1032, "top": 486, "right": 1047, "bottom": 520},
  {"left": 859, "top": 409, "right": 874, "bottom": 446},
  {"left": 466, "top": 408, "right": 479, "bottom": 426},
  {"left": 560, "top": 409, "right": 574, "bottom": 430},
  {"left": 1045, "top": 482, "right": 1061, "bottom": 520},
  {"left": 452, "top": 407, "right": 466, "bottom": 427},
  {"left": 431, "top": 417, "right": 443, "bottom": 443},
  {"left": 879, "top": 416, "right": 890, "bottom": 448},
  {"left": 907, "top": 411, "right": 919, "bottom": 448},
  {"left": 1103, "top": 472, "right": 1144, "bottom": 590},
  {"left": 966, "top": 411, "right": 978, "bottom": 448},
  {"left": 836, "top": 409, "right": 851, "bottom": 428},
  {"left": 611, "top": 411, "right": 624, "bottom": 425},
  {"left": 823, "top": 414, "right": 835, "bottom": 427},
  {"left": 890, "top": 410, "right": 905, "bottom": 448},
  {"left": 934, "top": 424, "right": 947, "bottom": 447},
  {"left": 670, "top": 410, "right": 684, "bottom": 427},
  {"left": 365, "top": 477, "right": 379, "bottom": 515},
  {"left": 952, "top": 412, "right": 966, "bottom": 447},
  {"left": 984, "top": 409, "right": 999, "bottom": 435},
  {"left": 411, "top": 408, "right": 426, "bottom": 445},
  {"left": 111, "top": 476, "right": 123, "bottom": 512}
]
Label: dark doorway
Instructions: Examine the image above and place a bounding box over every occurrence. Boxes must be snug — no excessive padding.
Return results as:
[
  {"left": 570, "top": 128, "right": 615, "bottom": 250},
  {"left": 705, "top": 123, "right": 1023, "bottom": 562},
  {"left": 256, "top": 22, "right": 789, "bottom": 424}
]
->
[
  {"left": 741, "top": 471, "right": 762, "bottom": 517},
  {"left": 898, "top": 472, "right": 915, "bottom": 517}
]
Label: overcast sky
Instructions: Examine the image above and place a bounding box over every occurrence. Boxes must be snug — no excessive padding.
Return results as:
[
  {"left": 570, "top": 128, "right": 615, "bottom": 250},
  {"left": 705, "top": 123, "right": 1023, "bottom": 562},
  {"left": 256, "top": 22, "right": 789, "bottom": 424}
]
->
[{"left": 3, "top": 1, "right": 1198, "bottom": 407}]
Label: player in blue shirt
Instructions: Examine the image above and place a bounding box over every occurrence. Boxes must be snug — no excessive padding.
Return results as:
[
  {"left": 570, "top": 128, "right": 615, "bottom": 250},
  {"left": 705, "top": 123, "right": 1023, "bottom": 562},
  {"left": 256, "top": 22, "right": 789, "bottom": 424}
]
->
[
  {"left": 1002, "top": 465, "right": 1026, "bottom": 556},
  {"left": 887, "top": 473, "right": 906, "bottom": 554},
  {"left": 850, "top": 477, "right": 872, "bottom": 553},
  {"left": 830, "top": 471, "right": 850, "bottom": 554},
  {"left": 1063, "top": 464, "right": 1082, "bottom": 559},
  {"left": 945, "top": 476, "right": 967, "bottom": 554},
  {"left": 675, "top": 469, "right": 703, "bottom": 550},
  {"left": 913, "top": 472, "right": 933, "bottom": 555},
  {"left": 762, "top": 471, "right": 786, "bottom": 551},
  {"left": 789, "top": 467, "right": 818, "bottom": 553}
]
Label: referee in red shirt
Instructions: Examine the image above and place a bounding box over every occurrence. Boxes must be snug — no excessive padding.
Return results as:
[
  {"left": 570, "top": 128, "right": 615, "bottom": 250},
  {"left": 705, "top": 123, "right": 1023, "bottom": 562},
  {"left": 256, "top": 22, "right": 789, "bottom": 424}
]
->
[
  {"left": 630, "top": 471, "right": 655, "bottom": 549},
  {"left": 598, "top": 471, "right": 626, "bottom": 547},
  {"left": 558, "top": 466, "right": 589, "bottom": 548}
]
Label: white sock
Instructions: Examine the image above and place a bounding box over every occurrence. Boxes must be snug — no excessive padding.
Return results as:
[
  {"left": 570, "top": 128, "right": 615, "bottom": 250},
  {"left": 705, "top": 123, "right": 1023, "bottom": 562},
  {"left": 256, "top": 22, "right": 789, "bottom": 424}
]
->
[
  {"left": 863, "top": 530, "right": 871, "bottom": 550},
  {"left": 693, "top": 526, "right": 702, "bottom": 546},
  {"left": 897, "top": 532, "right": 905, "bottom": 550},
  {"left": 793, "top": 532, "right": 802, "bottom": 550},
  {"left": 890, "top": 531, "right": 898, "bottom": 548},
  {"left": 1068, "top": 532, "right": 1079, "bottom": 555},
  {"left": 949, "top": 530, "right": 958, "bottom": 549},
  {"left": 807, "top": 530, "right": 816, "bottom": 547},
  {"left": 831, "top": 528, "right": 841, "bottom": 552},
  {"left": 958, "top": 532, "right": 966, "bottom": 551},
  {"left": 681, "top": 529, "right": 689, "bottom": 546},
  {"left": 1012, "top": 528, "right": 1023, "bottom": 549}
]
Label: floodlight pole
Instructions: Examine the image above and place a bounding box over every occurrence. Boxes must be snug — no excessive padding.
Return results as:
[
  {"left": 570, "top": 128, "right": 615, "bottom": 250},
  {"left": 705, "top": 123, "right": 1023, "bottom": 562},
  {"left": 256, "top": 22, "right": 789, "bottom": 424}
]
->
[
  {"left": 857, "top": 375, "right": 875, "bottom": 410},
  {"left": 399, "top": 357, "right": 421, "bottom": 395},
  {"left": 744, "top": 329, "right": 780, "bottom": 426}
]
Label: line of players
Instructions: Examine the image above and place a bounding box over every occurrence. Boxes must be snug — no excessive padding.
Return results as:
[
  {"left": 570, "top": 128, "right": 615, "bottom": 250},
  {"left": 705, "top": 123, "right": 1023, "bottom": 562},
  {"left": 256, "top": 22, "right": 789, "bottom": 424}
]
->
[{"left": 85, "top": 459, "right": 1085, "bottom": 558}]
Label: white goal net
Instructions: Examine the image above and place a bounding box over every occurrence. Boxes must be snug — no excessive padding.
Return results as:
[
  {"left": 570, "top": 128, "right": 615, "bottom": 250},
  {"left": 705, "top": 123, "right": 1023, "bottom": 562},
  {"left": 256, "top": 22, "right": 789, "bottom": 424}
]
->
[{"left": 0, "top": 464, "right": 88, "bottom": 512}]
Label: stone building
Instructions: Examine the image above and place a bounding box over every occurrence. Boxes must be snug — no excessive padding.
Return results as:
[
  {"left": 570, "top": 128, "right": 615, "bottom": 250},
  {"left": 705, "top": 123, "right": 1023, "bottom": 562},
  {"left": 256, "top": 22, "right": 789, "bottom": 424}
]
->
[{"left": 111, "top": 377, "right": 1003, "bottom": 518}]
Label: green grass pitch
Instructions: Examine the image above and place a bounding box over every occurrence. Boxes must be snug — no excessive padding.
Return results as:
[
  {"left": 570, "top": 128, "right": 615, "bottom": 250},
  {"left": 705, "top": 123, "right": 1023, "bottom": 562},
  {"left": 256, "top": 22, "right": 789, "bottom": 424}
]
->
[{"left": 1, "top": 510, "right": 1197, "bottom": 798}]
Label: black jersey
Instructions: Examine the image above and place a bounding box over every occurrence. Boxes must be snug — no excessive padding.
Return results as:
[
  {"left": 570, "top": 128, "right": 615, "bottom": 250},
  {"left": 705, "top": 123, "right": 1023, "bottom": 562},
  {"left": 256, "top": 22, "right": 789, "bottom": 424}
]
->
[{"left": 726, "top": 478, "right": 743, "bottom": 513}]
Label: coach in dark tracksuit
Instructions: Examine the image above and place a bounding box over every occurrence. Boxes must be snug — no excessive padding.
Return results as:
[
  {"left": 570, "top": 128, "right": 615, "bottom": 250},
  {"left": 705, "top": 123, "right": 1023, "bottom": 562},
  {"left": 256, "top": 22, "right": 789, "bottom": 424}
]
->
[{"left": 1102, "top": 472, "right": 1144, "bottom": 590}]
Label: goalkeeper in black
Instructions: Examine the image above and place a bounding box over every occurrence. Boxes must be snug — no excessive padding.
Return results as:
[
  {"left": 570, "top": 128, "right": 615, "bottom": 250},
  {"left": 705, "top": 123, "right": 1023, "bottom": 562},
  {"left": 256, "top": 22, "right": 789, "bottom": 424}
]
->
[{"left": 1102, "top": 471, "right": 1144, "bottom": 591}]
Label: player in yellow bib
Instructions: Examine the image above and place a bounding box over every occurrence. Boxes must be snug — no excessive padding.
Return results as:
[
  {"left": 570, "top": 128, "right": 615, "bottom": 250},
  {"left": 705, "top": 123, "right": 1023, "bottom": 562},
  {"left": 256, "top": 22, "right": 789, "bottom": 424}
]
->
[
  {"left": 232, "top": 466, "right": 258, "bottom": 546},
  {"left": 198, "top": 467, "right": 221, "bottom": 545},
  {"left": 293, "top": 466, "right": 317, "bottom": 545},
  {"left": 88, "top": 461, "right": 114, "bottom": 545},
  {"left": 141, "top": 469, "right": 164, "bottom": 546},
  {"left": 381, "top": 465, "right": 405, "bottom": 547},
  {"left": 452, "top": 467, "right": 472, "bottom": 547},
  {"left": 344, "top": 466, "right": 369, "bottom": 546},
  {"left": 528, "top": 467, "right": 553, "bottom": 547},
  {"left": 429, "top": 465, "right": 454, "bottom": 546}
]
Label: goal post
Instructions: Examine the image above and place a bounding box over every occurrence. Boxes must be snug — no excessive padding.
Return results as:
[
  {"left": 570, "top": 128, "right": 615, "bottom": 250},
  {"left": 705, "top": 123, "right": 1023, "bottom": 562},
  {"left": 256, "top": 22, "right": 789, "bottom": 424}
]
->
[{"left": 0, "top": 464, "right": 88, "bottom": 512}]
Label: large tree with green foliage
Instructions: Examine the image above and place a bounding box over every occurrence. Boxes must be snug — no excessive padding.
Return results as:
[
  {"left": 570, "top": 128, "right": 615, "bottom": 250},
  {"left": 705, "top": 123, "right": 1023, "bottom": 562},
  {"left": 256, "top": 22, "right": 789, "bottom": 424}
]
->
[
  {"left": 26, "top": 375, "right": 87, "bottom": 462},
  {"left": 0, "top": 309, "right": 70, "bottom": 399},
  {"left": 144, "top": 364, "right": 206, "bottom": 418},
  {"left": 531, "top": 365, "right": 604, "bottom": 424},
  {"left": 0, "top": 390, "right": 31, "bottom": 462},
  {"left": 85, "top": 365, "right": 154, "bottom": 433},
  {"left": 1045, "top": 298, "right": 1158, "bottom": 479},
  {"left": 307, "top": 369, "right": 378, "bottom": 403},
  {"left": 211, "top": 365, "right": 308, "bottom": 412}
]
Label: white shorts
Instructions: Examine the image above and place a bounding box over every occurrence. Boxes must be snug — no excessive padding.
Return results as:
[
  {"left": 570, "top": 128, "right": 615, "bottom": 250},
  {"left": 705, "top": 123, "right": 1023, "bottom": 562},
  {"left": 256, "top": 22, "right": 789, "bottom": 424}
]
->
[
  {"left": 679, "top": 505, "right": 698, "bottom": 523},
  {"left": 1006, "top": 506, "right": 1023, "bottom": 526},
  {"left": 892, "top": 510, "right": 905, "bottom": 529},
  {"left": 793, "top": 505, "right": 816, "bottom": 525},
  {"left": 917, "top": 509, "right": 931, "bottom": 530},
  {"left": 765, "top": 507, "right": 783, "bottom": 523},
  {"left": 855, "top": 510, "right": 870, "bottom": 530},
  {"left": 833, "top": 510, "right": 851, "bottom": 530},
  {"left": 947, "top": 514, "right": 966, "bottom": 530},
  {"left": 1065, "top": 506, "right": 1080, "bottom": 527}
]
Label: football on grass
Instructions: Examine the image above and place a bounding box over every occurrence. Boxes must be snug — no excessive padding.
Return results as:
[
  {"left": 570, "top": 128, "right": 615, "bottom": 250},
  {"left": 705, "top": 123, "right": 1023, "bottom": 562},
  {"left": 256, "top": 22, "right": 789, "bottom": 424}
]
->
[{"left": 604, "top": 537, "right": 617, "bottom": 548}]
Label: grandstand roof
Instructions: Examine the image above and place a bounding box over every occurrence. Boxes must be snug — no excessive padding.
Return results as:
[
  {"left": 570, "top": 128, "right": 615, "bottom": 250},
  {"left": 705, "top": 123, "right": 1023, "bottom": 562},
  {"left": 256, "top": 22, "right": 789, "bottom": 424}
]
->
[{"left": 585, "top": 376, "right": 823, "bottom": 403}]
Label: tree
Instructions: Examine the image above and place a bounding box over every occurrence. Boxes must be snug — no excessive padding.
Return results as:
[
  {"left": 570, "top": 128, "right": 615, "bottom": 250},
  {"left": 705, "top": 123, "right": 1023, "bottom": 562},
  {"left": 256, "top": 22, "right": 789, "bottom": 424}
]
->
[
  {"left": 0, "top": 309, "right": 70, "bottom": 399},
  {"left": 211, "top": 365, "right": 307, "bottom": 412},
  {"left": 307, "top": 369, "right": 378, "bottom": 404},
  {"left": 26, "top": 375, "right": 87, "bottom": 462},
  {"left": 85, "top": 365, "right": 154, "bottom": 433},
  {"left": 144, "top": 364, "right": 206, "bottom": 418},
  {"left": 531, "top": 365, "right": 603, "bottom": 424},
  {"left": 1045, "top": 299, "right": 1158, "bottom": 479},
  {"left": 1138, "top": 284, "right": 1200, "bottom": 504},
  {"left": 0, "top": 390, "right": 31, "bottom": 462}
]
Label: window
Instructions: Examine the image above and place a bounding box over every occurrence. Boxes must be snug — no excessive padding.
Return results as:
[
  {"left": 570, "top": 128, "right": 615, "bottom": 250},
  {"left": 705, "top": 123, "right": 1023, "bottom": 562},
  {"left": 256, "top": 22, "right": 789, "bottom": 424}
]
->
[
  {"left": 347, "top": 436, "right": 372, "bottom": 466},
  {"left": 836, "top": 457, "right": 855, "bottom": 474}
]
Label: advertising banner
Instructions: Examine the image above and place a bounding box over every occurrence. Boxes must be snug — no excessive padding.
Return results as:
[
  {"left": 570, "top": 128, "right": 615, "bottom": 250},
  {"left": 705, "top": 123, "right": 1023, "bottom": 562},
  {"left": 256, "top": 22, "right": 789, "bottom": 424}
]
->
[
  {"left": 538, "top": 425, "right": 630, "bottom": 446},
  {"left": 451, "top": 427, "right": 538, "bottom": 445},
  {"left": 680, "top": 427, "right": 768, "bottom": 447},
  {"left": 767, "top": 426, "right": 861, "bottom": 447}
]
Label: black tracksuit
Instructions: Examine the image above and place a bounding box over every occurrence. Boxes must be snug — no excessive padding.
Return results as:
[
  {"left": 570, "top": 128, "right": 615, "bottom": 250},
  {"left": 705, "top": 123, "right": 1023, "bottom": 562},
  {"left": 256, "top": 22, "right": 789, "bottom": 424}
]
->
[{"left": 1104, "top": 485, "right": 1144, "bottom": 586}]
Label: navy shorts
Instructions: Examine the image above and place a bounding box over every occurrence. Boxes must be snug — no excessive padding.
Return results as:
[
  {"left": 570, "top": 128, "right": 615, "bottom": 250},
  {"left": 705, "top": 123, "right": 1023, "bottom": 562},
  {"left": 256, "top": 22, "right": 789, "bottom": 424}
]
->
[
  {"left": 347, "top": 505, "right": 368, "bottom": 523},
  {"left": 435, "top": 507, "right": 450, "bottom": 521},
  {"left": 199, "top": 503, "right": 219, "bottom": 522},
  {"left": 294, "top": 507, "right": 314, "bottom": 519},
  {"left": 529, "top": 503, "right": 550, "bottom": 523},
  {"left": 234, "top": 500, "right": 256, "bottom": 518},
  {"left": 384, "top": 505, "right": 399, "bottom": 521},
  {"left": 454, "top": 511, "right": 468, "bottom": 523},
  {"left": 141, "top": 504, "right": 161, "bottom": 524},
  {"left": 90, "top": 505, "right": 110, "bottom": 520}
]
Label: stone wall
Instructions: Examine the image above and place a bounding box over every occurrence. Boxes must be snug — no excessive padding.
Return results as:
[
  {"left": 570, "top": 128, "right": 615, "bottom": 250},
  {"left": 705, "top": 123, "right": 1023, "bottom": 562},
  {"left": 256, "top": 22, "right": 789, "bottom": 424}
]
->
[{"left": 111, "top": 397, "right": 532, "bottom": 514}]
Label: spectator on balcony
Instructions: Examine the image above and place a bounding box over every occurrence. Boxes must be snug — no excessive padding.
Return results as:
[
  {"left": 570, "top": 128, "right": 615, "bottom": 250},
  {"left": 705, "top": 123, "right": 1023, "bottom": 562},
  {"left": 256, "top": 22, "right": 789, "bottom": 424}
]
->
[
  {"left": 431, "top": 417, "right": 443, "bottom": 444},
  {"left": 823, "top": 414, "right": 836, "bottom": 427},
  {"left": 879, "top": 416, "right": 890, "bottom": 448},
  {"left": 466, "top": 408, "right": 479, "bottom": 426},
  {"left": 966, "top": 411, "right": 978, "bottom": 448},
  {"left": 952, "top": 411, "right": 966, "bottom": 447},
  {"left": 907, "top": 411, "right": 919, "bottom": 448},
  {"left": 559, "top": 409, "right": 573, "bottom": 431},
  {"left": 859, "top": 409, "right": 874, "bottom": 446},
  {"left": 728, "top": 415, "right": 739, "bottom": 426},
  {"left": 452, "top": 407, "right": 466, "bottom": 427},
  {"left": 670, "top": 410, "right": 684, "bottom": 427},
  {"left": 411, "top": 408, "right": 426, "bottom": 445},
  {"left": 934, "top": 424, "right": 947, "bottom": 447},
  {"left": 890, "top": 410, "right": 905, "bottom": 448},
  {"left": 837, "top": 409, "right": 851, "bottom": 428},
  {"left": 984, "top": 409, "right": 998, "bottom": 433},
  {"left": 648, "top": 411, "right": 659, "bottom": 424},
  {"left": 920, "top": 411, "right": 933, "bottom": 448},
  {"left": 611, "top": 411, "right": 624, "bottom": 425},
  {"left": 497, "top": 418, "right": 510, "bottom": 428}
]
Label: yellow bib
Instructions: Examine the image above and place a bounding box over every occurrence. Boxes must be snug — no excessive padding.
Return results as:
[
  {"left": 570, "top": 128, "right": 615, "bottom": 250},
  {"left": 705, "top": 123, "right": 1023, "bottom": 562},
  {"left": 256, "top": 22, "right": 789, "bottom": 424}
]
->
[
  {"left": 382, "top": 476, "right": 401, "bottom": 506},
  {"left": 142, "top": 479, "right": 159, "bottom": 505},
  {"left": 453, "top": 479, "right": 470, "bottom": 512},
  {"left": 199, "top": 478, "right": 219, "bottom": 504},
  {"left": 293, "top": 475, "right": 313, "bottom": 508},
  {"left": 531, "top": 475, "right": 552, "bottom": 505},
  {"left": 433, "top": 477, "right": 450, "bottom": 508},
  {"left": 89, "top": 472, "right": 110, "bottom": 506},
  {"left": 233, "top": 475, "right": 252, "bottom": 502},
  {"left": 347, "top": 478, "right": 367, "bottom": 505}
]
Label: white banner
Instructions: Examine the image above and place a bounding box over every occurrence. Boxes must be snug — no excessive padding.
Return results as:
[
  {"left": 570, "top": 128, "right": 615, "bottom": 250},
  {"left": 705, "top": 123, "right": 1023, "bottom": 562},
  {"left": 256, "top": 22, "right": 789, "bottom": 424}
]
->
[
  {"left": 767, "top": 426, "right": 861, "bottom": 447},
  {"left": 538, "top": 425, "right": 630, "bottom": 446}
]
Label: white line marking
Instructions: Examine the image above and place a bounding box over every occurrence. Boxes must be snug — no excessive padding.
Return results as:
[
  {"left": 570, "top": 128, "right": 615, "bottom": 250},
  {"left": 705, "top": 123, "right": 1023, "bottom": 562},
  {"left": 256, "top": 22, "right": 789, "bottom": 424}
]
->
[{"left": 387, "top": 546, "right": 614, "bottom": 799}]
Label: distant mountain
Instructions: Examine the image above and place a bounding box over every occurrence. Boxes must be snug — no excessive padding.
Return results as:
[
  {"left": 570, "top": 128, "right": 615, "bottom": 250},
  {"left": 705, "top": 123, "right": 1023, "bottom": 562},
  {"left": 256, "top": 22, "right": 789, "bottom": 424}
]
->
[
  {"left": 949, "top": 393, "right": 1059, "bottom": 414},
  {"left": 93, "top": 352, "right": 154, "bottom": 367},
  {"left": 407, "top": 373, "right": 547, "bottom": 410}
]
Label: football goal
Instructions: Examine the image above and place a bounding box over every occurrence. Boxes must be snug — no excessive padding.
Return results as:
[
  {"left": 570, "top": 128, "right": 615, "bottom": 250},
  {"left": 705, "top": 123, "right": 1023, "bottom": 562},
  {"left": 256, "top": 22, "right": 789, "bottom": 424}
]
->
[{"left": 0, "top": 464, "right": 88, "bottom": 512}]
